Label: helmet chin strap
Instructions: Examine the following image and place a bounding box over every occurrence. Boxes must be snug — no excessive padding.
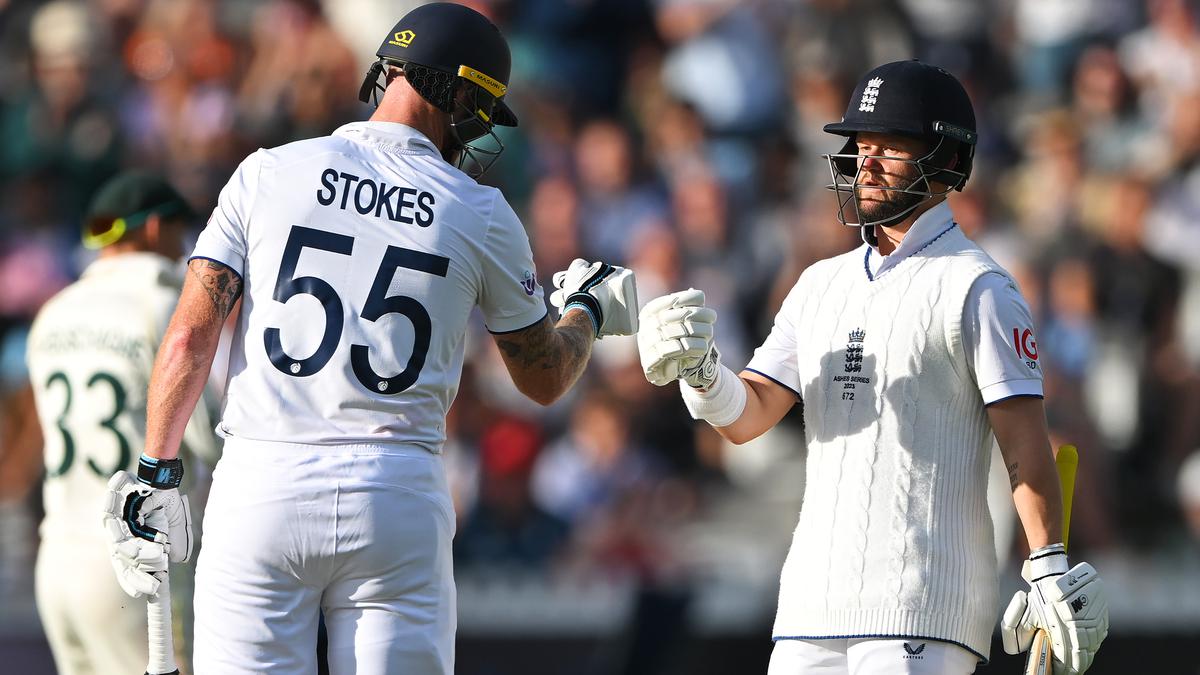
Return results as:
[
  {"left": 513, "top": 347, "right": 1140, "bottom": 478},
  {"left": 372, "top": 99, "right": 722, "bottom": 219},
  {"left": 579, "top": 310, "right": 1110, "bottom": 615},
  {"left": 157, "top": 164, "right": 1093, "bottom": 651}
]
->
[
  {"left": 861, "top": 225, "right": 878, "bottom": 247},
  {"left": 447, "top": 98, "right": 504, "bottom": 178},
  {"left": 358, "top": 61, "right": 386, "bottom": 105}
]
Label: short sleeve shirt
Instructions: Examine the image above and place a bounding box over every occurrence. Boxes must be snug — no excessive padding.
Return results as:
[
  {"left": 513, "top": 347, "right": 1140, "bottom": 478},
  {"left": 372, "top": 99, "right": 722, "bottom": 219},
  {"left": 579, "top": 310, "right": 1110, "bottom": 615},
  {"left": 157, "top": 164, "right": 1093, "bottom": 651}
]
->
[
  {"left": 745, "top": 202, "right": 1042, "bottom": 404},
  {"left": 191, "top": 122, "right": 545, "bottom": 449}
]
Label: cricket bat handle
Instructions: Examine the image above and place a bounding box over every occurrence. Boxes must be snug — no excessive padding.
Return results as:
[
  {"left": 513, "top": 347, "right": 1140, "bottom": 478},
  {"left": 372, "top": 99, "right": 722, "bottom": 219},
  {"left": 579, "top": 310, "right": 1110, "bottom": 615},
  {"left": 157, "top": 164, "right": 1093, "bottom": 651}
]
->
[
  {"left": 146, "top": 572, "right": 179, "bottom": 675},
  {"left": 1023, "top": 444, "right": 1079, "bottom": 675},
  {"left": 1025, "top": 630, "right": 1052, "bottom": 675}
]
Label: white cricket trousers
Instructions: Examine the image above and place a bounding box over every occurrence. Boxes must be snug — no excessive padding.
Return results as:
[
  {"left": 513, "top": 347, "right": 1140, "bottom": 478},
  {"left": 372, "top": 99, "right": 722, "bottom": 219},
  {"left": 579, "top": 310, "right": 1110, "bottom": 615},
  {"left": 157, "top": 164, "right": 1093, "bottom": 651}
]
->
[
  {"left": 768, "top": 637, "right": 980, "bottom": 675},
  {"left": 193, "top": 438, "right": 456, "bottom": 675},
  {"left": 35, "top": 536, "right": 148, "bottom": 675}
]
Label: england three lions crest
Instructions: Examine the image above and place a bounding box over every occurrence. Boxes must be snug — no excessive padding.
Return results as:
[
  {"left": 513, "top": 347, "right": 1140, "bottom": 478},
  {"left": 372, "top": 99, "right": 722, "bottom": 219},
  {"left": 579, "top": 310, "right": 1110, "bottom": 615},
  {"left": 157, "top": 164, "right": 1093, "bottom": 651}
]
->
[
  {"left": 844, "top": 328, "right": 865, "bottom": 373},
  {"left": 859, "top": 77, "right": 883, "bottom": 113}
]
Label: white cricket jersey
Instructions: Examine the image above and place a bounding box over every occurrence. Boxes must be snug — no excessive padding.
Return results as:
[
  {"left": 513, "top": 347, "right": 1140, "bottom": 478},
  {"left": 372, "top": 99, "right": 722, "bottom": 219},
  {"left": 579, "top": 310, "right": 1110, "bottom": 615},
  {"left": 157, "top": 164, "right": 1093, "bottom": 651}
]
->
[
  {"left": 747, "top": 202, "right": 1043, "bottom": 403},
  {"left": 191, "top": 121, "right": 546, "bottom": 451},
  {"left": 26, "top": 253, "right": 220, "bottom": 541},
  {"left": 745, "top": 203, "right": 1041, "bottom": 660}
]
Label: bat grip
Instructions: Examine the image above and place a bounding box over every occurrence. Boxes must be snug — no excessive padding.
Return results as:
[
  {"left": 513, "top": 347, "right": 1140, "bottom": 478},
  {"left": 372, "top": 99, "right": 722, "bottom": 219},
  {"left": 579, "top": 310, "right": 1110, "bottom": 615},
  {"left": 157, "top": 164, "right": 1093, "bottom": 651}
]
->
[{"left": 145, "top": 572, "right": 179, "bottom": 675}]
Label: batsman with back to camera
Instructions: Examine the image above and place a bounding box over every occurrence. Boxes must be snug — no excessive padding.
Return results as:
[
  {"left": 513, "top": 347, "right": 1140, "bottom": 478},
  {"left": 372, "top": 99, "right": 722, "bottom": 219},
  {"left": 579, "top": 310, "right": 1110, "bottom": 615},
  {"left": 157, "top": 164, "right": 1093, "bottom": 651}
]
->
[
  {"left": 27, "top": 171, "right": 222, "bottom": 675},
  {"left": 102, "top": 3, "right": 637, "bottom": 674},
  {"left": 638, "top": 61, "right": 1110, "bottom": 674}
]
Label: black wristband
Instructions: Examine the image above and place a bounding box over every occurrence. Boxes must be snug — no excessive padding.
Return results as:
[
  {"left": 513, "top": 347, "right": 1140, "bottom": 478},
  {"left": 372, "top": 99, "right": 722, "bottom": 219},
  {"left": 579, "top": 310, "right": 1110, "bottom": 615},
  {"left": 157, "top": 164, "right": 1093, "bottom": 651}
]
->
[
  {"left": 137, "top": 455, "right": 184, "bottom": 489},
  {"left": 564, "top": 292, "right": 603, "bottom": 335}
]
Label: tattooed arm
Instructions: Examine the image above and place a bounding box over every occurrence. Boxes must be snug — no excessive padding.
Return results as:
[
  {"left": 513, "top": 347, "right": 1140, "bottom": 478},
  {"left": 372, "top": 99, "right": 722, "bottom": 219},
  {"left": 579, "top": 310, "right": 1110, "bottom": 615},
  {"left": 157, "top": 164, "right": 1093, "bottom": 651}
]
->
[
  {"left": 144, "top": 259, "right": 243, "bottom": 461},
  {"left": 988, "top": 396, "right": 1063, "bottom": 550},
  {"left": 493, "top": 309, "right": 595, "bottom": 406}
]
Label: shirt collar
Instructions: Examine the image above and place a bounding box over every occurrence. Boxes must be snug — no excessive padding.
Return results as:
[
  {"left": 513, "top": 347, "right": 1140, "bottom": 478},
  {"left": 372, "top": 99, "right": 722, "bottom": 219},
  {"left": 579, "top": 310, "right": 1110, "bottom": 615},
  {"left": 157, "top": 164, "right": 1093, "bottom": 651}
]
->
[
  {"left": 865, "top": 200, "right": 956, "bottom": 278},
  {"left": 333, "top": 121, "right": 442, "bottom": 156}
]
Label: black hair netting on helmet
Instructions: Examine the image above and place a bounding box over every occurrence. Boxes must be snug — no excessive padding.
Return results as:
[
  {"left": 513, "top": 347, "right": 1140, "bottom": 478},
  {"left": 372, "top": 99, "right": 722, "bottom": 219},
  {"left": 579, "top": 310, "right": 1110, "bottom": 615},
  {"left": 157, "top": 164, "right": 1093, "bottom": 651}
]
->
[{"left": 402, "top": 63, "right": 457, "bottom": 114}]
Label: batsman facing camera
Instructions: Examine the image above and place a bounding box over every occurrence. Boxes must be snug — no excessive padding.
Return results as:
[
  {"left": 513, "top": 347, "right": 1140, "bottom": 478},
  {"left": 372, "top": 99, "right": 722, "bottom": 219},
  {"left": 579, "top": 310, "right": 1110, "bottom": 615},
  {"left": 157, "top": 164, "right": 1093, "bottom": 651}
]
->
[
  {"left": 637, "top": 59, "right": 1110, "bottom": 674},
  {"left": 823, "top": 60, "right": 977, "bottom": 244}
]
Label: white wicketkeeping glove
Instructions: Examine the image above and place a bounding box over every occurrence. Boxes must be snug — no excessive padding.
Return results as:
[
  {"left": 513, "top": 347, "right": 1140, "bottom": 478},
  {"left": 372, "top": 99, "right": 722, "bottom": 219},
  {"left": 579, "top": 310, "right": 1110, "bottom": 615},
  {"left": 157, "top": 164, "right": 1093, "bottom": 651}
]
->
[
  {"left": 549, "top": 258, "right": 639, "bottom": 338},
  {"left": 102, "top": 458, "right": 193, "bottom": 599},
  {"left": 637, "top": 289, "right": 720, "bottom": 388},
  {"left": 1001, "top": 544, "right": 1109, "bottom": 674}
]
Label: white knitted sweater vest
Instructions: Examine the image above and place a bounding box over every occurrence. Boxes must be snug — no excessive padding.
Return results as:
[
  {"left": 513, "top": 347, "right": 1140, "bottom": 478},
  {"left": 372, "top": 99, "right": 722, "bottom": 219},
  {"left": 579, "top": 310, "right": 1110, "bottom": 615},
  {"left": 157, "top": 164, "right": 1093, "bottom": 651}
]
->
[{"left": 772, "top": 225, "right": 1009, "bottom": 660}]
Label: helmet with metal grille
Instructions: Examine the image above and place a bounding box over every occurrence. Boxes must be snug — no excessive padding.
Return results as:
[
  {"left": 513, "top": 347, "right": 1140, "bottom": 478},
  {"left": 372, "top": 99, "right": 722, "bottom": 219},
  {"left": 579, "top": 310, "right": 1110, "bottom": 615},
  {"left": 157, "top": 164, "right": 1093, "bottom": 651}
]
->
[
  {"left": 823, "top": 60, "right": 977, "bottom": 232},
  {"left": 358, "top": 2, "right": 517, "bottom": 177}
]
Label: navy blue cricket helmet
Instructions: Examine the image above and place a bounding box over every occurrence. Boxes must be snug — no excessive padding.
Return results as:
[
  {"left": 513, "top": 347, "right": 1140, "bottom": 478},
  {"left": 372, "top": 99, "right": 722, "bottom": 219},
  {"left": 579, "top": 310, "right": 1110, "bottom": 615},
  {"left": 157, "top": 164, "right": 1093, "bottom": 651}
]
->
[
  {"left": 824, "top": 60, "right": 978, "bottom": 229},
  {"left": 358, "top": 3, "right": 517, "bottom": 176}
]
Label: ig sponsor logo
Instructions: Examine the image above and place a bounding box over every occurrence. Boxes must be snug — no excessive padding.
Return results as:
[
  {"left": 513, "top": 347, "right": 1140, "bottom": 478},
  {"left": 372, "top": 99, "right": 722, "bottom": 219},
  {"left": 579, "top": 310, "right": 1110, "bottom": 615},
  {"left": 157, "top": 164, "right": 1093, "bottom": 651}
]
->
[{"left": 1012, "top": 327, "right": 1039, "bottom": 369}]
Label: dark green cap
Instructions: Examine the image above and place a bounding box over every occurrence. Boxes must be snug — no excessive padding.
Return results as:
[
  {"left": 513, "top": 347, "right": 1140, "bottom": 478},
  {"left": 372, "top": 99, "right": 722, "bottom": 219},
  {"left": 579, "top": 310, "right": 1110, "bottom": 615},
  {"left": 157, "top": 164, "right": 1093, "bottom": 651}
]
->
[{"left": 83, "top": 170, "right": 195, "bottom": 249}]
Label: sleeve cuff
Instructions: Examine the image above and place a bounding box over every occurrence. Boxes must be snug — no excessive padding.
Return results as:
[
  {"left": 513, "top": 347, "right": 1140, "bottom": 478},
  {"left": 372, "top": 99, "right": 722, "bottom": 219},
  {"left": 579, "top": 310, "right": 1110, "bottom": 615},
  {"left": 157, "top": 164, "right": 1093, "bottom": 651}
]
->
[
  {"left": 980, "top": 378, "right": 1043, "bottom": 405},
  {"left": 743, "top": 362, "right": 801, "bottom": 399},
  {"left": 486, "top": 307, "right": 549, "bottom": 335},
  {"left": 188, "top": 245, "right": 244, "bottom": 277}
]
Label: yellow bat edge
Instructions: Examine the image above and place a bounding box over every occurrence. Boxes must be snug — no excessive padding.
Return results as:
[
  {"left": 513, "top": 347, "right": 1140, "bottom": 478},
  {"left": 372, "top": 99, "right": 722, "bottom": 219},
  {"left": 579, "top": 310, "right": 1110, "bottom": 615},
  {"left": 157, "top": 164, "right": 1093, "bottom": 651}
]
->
[
  {"left": 1025, "top": 445, "right": 1079, "bottom": 674},
  {"left": 1055, "top": 444, "right": 1078, "bottom": 549}
]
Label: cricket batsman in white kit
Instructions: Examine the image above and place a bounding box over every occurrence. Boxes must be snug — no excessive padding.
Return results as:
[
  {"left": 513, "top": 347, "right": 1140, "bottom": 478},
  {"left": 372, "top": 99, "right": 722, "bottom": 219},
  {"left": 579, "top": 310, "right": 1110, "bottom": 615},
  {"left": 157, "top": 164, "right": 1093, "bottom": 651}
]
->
[
  {"left": 637, "top": 61, "right": 1109, "bottom": 674},
  {"left": 100, "top": 4, "right": 637, "bottom": 674},
  {"left": 28, "top": 172, "right": 221, "bottom": 675}
]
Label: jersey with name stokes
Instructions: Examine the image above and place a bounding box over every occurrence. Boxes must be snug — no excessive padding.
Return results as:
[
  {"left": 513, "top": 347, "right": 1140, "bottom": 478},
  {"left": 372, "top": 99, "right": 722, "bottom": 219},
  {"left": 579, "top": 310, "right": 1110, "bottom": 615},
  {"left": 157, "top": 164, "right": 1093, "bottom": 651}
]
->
[{"left": 192, "top": 121, "right": 545, "bottom": 450}]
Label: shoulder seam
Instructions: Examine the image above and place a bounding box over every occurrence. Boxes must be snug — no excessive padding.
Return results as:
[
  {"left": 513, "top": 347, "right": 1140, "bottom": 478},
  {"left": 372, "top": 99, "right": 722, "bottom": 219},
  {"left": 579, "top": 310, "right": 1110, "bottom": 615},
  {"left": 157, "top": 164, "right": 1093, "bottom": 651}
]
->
[
  {"left": 481, "top": 189, "right": 501, "bottom": 246},
  {"left": 248, "top": 149, "right": 264, "bottom": 239}
]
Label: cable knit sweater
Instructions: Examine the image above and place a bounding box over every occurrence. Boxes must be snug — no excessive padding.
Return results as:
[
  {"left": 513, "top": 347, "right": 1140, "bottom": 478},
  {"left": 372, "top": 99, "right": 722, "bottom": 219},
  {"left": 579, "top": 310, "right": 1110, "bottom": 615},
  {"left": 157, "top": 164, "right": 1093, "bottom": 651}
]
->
[{"left": 770, "top": 225, "right": 1010, "bottom": 661}]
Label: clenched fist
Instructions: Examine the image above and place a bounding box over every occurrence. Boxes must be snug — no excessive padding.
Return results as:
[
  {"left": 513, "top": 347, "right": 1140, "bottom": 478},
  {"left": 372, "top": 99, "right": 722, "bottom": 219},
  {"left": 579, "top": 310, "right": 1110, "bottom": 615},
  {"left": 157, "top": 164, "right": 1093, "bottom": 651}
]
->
[
  {"left": 549, "top": 258, "right": 638, "bottom": 337},
  {"left": 637, "top": 289, "right": 720, "bottom": 388},
  {"left": 1001, "top": 545, "right": 1109, "bottom": 674}
]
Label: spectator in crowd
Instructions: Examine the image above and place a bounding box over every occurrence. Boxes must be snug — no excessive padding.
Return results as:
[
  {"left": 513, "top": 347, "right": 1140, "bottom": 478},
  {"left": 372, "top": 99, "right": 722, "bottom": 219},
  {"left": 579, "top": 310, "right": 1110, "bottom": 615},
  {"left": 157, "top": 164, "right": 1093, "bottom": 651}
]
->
[
  {"left": 455, "top": 417, "right": 570, "bottom": 572},
  {"left": 533, "top": 386, "right": 659, "bottom": 526},
  {"left": 573, "top": 118, "right": 666, "bottom": 264}
]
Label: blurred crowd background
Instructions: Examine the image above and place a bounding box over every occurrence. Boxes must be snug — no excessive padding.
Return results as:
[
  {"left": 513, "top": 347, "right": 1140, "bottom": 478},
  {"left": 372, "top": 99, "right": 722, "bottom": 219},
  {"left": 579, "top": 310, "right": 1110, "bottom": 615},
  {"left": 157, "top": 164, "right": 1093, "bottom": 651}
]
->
[{"left": 2, "top": 0, "right": 1200, "bottom": 673}]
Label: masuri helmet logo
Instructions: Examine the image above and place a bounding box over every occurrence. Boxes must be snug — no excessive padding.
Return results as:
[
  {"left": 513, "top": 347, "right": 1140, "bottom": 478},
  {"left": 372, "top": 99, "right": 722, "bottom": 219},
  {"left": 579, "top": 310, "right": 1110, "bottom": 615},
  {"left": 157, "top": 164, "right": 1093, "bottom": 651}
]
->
[{"left": 389, "top": 30, "right": 416, "bottom": 48}]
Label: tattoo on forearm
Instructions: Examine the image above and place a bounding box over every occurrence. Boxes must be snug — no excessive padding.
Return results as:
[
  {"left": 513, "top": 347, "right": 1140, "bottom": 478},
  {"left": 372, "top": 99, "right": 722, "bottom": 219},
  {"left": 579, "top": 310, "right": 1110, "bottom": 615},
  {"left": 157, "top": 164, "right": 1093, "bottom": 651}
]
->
[
  {"left": 189, "top": 259, "right": 242, "bottom": 318},
  {"left": 1008, "top": 461, "right": 1020, "bottom": 491},
  {"left": 496, "top": 313, "right": 593, "bottom": 375},
  {"left": 554, "top": 311, "right": 594, "bottom": 370}
]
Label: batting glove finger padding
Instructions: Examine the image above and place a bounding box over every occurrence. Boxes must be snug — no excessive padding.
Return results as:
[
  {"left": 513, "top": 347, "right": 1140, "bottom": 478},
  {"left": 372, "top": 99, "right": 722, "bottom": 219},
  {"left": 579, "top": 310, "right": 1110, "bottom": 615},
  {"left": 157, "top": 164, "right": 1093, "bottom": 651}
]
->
[
  {"left": 644, "top": 335, "right": 712, "bottom": 365},
  {"left": 109, "top": 555, "right": 163, "bottom": 598},
  {"left": 1007, "top": 550, "right": 1109, "bottom": 675},
  {"left": 638, "top": 289, "right": 719, "bottom": 386},
  {"left": 549, "top": 258, "right": 639, "bottom": 337},
  {"left": 656, "top": 307, "right": 717, "bottom": 339},
  {"left": 1001, "top": 589, "right": 1034, "bottom": 654},
  {"left": 106, "top": 528, "right": 167, "bottom": 598},
  {"left": 103, "top": 469, "right": 194, "bottom": 600}
]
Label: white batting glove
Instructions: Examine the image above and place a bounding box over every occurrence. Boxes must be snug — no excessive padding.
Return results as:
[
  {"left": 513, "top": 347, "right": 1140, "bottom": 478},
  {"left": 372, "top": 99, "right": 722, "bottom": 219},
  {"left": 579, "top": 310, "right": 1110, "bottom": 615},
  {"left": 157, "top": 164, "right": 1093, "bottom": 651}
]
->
[
  {"left": 638, "top": 289, "right": 720, "bottom": 388},
  {"left": 1001, "top": 544, "right": 1109, "bottom": 674},
  {"left": 102, "top": 456, "right": 193, "bottom": 599},
  {"left": 549, "top": 258, "right": 639, "bottom": 338}
]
